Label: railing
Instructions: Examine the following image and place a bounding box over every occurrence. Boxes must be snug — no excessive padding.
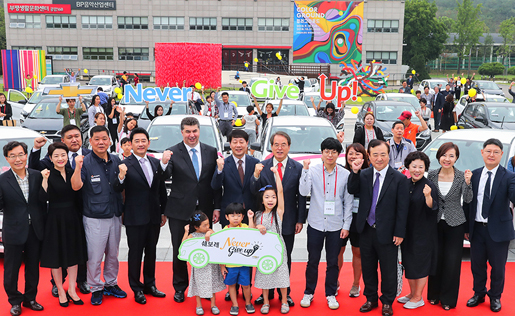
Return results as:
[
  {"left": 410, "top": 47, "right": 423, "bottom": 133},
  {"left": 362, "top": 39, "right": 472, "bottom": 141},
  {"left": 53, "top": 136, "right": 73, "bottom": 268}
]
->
[
  {"left": 428, "top": 57, "right": 515, "bottom": 71},
  {"left": 222, "top": 63, "right": 331, "bottom": 77}
]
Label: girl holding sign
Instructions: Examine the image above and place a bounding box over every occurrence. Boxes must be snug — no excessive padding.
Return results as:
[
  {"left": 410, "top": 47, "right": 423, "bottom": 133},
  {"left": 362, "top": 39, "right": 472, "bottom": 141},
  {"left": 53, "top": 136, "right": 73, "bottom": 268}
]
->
[{"left": 248, "top": 166, "right": 290, "bottom": 314}]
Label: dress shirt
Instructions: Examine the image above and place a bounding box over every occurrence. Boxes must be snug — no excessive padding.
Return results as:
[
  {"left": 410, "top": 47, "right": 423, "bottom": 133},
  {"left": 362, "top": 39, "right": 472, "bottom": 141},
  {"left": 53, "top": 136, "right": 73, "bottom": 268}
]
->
[
  {"left": 12, "top": 169, "right": 29, "bottom": 202},
  {"left": 372, "top": 166, "right": 389, "bottom": 207},
  {"left": 273, "top": 157, "right": 288, "bottom": 181},
  {"left": 214, "top": 92, "right": 238, "bottom": 121},
  {"left": 185, "top": 142, "right": 202, "bottom": 176},
  {"left": 475, "top": 165, "right": 499, "bottom": 223},
  {"left": 216, "top": 154, "right": 246, "bottom": 175},
  {"left": 136, "top": 154, "right": 154, "bottom": 184},
  {"left": 187, "top": 91, "right": 202, "bottom": 101},
  {"left": 299, "top": 164, "right": 353, "bottom": 231},
  {"left": 69, "top": 148, "right": 83, "bottom": 162}
]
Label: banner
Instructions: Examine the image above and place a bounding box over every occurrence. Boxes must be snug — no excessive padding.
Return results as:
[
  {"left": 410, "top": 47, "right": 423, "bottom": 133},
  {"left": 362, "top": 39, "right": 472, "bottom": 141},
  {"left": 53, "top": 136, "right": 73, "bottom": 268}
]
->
[
  {"left": 179, "top": 228, "right": 284, "bottom": 274},
  {"left": 293, "top": 1, "right": 363, "bottom": 64},
  {"left": 2, "top": 50, "right": 46, "bottom": 90},
  {"left": 7, "top": 3, "right": 71, "bottom": 14}
]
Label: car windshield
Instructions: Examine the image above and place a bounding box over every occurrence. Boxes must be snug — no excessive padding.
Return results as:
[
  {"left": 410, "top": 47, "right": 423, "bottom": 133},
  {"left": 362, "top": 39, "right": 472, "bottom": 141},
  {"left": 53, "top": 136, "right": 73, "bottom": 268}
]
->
[
  {"left": 429, "top": 81, "right": 445, "bottom": 89},
  {"left": 423, "top": 138, "right": 508, "bottom": 171},
  {"left": 147, "top": 124, "right": 218, "bottom": 152},
  {"left": 488, "top": 106, "right": 515, "bottom": 123},
  {"left": 304, "top": 95, "right": 333, "bottom": 108},
  {"left": 0, "top": 137, "right": 50, "bottom": 173},
  {"left": 41, "top": 77, "right": 63, "bottom": 84},
  {"left": 374, "top": 104, "right": 421, "bottom": 123},
  {"left": 387, "top": 96, "right": 420, "bottom": 109},
  {"left": 477, "top": 81, "right": 499, "bottom": 90},
  {"left": 218, "top": 94, "right": 251, "bottom": 107},
  {"left": 267, "top": 103, "right": 309, "bottom": 116},
  {"left": 267, "top": 125, "right": 336, "bottom": 153},
  {"left": 485, "top": 96, "right": 508, "bottom": 103},
  {"left": 29, "top": 101, "right": 64, "bottom": 118},
  {"left": 290, "top": 79, "right": 312, "bottom": 88},
  {"left": 28, "top": 91, "right": 44, "bottom": 104},
  {"left": 89, "top": 78, "right": 111, "bottom": 85},
  {"left": 140, "top": 102, "right": 189, "bottom": 119}
]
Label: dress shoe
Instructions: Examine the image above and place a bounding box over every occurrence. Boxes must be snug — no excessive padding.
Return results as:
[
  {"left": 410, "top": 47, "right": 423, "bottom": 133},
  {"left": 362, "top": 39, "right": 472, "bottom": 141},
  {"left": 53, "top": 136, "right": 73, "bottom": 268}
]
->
[
  {"left": 10, "top": 305, "right": 21, "bottom": 316},
  {"left": 286, "top": 295, "right": 295, "bottom": 307},
  {"left": 135, "top": 291, "right": 147, "bottom": 304},
  {"left": 490, "top": 298, "right": 501, "bottom": 312},
  {"left": 66, "top": 292, "right": 84, "bottom": 305},
  {"left": 466, "top": 295, "right": 485, "bottom": 307},
  {"left": 225, "top": 291, "right": 232, "bottom": 301},
  {"left": 382, "top": 304, "right": 393, "bottom": 316},
  {"left": 78, "top": 281, "right": 91, "bottom": 294},
  {"left": 174, "top": 291, "right": 185, "bottom": 303},
  {"left": 254, "top": 293, "right": 274, "bottom": 305},
  {"left": 51, "top": 285, "right": 59, "bottom": 297},
  {"left": 143, "top": 286, "right": 166, "bottom": 298},
  {"left": 22, "top": 301, "right": 43, "bottom": 311},
  {"left": 359, "top": 301, "right": 378, "bottom": 312}
]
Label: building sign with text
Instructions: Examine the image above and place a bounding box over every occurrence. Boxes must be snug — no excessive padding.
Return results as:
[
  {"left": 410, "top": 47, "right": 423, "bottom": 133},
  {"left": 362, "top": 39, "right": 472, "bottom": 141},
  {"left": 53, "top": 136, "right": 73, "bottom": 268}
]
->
[
  {"left": 52, "top": 0, "right": 116, "bottom": 10},
  {"left": 7, "top": 3, "right": 71, "bottom": 14}
]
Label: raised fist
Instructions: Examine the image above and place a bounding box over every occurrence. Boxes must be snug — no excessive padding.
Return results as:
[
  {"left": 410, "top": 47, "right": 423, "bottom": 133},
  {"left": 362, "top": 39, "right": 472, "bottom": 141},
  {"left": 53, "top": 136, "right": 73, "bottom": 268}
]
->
[
  {"left": 34, "top": 137, "right": 47, "bottom": 150},
  {"left": 74, "top": 155, "right": 84, "bottom": 169},
  {"left": 254, "top": 163, "right": 264, "bottom": 178},
  {"left": 351, "top": 159, "right": 364, "bottom": 173},
  {"left": 464, "top": 169, "right": 472, "bottom": 185},
  {"left": 423, "top": 184, "right": 432, "bottom": 197},
  {"left": 41, "top": 169, "right": 50, "bottom": 179},
  {"left": 216, "top": 157, "right": 225, "bottom": 172},
  {"left": 162, "top": 150, "right": 173, "bottom": 165},
  {"left": 247, "top": 210, "right": 254, "bottom": 218},
  {"left": 270, "top": 166, "right": 278, "bottom": 174},
  {"left": 303, "top": 159, "right": 311, "bottom": 169},
  {"left": 119, "top": 163, "right": 127, "bottom": 178}
]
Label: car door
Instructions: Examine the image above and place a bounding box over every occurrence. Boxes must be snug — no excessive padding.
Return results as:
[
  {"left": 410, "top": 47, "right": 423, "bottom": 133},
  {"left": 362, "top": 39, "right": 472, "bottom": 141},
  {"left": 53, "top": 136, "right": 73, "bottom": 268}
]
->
[
  {"left": 473, "top": 104, "right": 488, "bottom": 128},
  {"left": 458, "top": 103, "right": 477, "bottom": 128},
  {"left": 7, "top": 89, "right": 29, "bottom": 121}
]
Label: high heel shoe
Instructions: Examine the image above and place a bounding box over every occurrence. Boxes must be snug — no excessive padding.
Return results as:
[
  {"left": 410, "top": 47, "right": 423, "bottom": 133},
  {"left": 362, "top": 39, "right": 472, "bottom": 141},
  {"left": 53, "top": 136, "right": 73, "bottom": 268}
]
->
[
  {"left": 66, "top": 292, "right": 84, "bottom": 305},
  {"left": 59, "top": 294, "right": 69, "bottom": 308}
]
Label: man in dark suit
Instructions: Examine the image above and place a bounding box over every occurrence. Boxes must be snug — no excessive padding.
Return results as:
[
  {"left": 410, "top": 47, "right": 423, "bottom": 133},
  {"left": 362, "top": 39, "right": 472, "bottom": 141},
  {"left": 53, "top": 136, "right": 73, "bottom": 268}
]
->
[
  {"left": 250, "top": 131, "right": 307, "bottom": 306},
  {"left": 432, "top": 86, "right": 445, "bottom": 132},
  {"left": 406, "top": 75, "right": 414, "bottom": 90},
  {"left": 162, "top": 116, "right": 222, "bottom": 303},
  {"left": 464, "top": 138, "right": 515, "bottom": 312},
  {"left": 114, "top": 128, "right": 169, "bottom": 304},
  {"left": 28, "top": 124, "right": 91, "bottom": 296},
  {"left": 239, "top": 81, "right": 251, "bottom": 94},
  {"left": 348, "top": 139, "right": 409, "bottom": 316},
  {"left": 0, "top": 141, "right": 46, "bottom": 316}
]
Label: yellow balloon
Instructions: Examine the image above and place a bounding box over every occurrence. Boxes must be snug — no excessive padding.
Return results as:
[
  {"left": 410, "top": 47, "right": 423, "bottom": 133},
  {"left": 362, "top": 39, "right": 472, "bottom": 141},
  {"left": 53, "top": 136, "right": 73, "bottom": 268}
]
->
[
  {"left": 114, "top": 87, "right": 121, "bottom": 94},
  {"left": 288, "top": 83, "right": 293, "bottom": 86},
  {"left": 351, "top": 106, "right": 359, "bottom": 114},
  {"left": 254, "top": 58, "right": 258, "bottom": 62},
  {"left": 244, "top": 63, "right": 249, "bottom": 67},
  {"left": 357, "top": 97, "right": 363, "bottom": 102},
  {"left": 25, "top": 87, "right": 33, "bottom": 93},
  {"left": 468, "top": 88, "right": 477, "bottom": 97},
  {"left": 231, "top": 101, "right": 238, "bottom": 107},
  {"left": 195, "top": 82, "right": 202, "bottom": 90},
  {"left": 235, "top": 119, "right": 243, "bottom": 127},
  {"left": 450, "top": 125, "right": 458, "bottom": 131},
  {"left": 278, "top": 56, "right": 282, "bottom": 60},
  {"left": 460, "top": 78, "right": 466, "bottom": 85},
  {"left": 411, "top": 89, "right": 414, "bottom": 94},
  {"left": 117, "top": 93, "right": 123, "bottom": 99},
  {"left": 84, "top": 69, "right": 88, "bottom": 74},
  {"left": 33, "top": 74, "right": 37, "bottom": 78},
  {"left": 454, "top": 77, "right": 458, "bottom": 81},
  {"left": 239, "top": 80, "right": 242, "bottom": 83},
  {"left": 411, "top": 70, "right": 416, "bottom": 74},
  {"left": 372, "top": 60, "right": 376, "bottom": 63}
]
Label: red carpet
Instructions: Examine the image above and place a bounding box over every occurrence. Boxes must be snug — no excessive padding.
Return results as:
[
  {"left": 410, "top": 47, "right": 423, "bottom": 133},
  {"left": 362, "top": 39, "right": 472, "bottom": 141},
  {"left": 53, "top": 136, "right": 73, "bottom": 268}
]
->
[{"left": 1, "top": 261, "right": 514, "bottom": 315}]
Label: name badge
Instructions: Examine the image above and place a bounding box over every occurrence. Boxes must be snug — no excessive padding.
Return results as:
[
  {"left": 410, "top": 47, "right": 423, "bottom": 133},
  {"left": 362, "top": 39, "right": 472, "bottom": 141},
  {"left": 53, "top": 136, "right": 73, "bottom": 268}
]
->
[
  {"left": 324, "top": 200, "right": 336, "bottom": 216},
  {"left": 91, "top": 175, "right": 101, "bottom": 183},
  {"left": 112, "top": 118, "right": 117, "bottom": 124},
  {"left": 224, "top": 112, "right": 229, "bottom": 119},
  {"left": 352, "top": 198, "right": 360, "bottom": 214},
  {"left": 70, "top": 119, "right": 76, "bottom": 126},
  {"left": 395, "top": 162, "right": 402, "bottom": 169}
]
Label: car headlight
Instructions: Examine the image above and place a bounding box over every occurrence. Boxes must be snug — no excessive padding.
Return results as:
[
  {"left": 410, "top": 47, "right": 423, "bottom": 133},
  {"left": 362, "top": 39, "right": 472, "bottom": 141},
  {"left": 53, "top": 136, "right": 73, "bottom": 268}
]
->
[{"left": 418, "top": 129, "right": 431, "bottom": 137}]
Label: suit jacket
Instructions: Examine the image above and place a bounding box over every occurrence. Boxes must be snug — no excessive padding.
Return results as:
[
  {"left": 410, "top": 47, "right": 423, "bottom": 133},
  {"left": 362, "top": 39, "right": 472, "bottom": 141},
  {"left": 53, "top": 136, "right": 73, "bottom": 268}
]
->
[
  {"left": 29, "top": 147, "right": 92, "bottom": 171},
  {"left": 406, "top": 78, "right": 414, "bottom": 89},
  {"left": 239, "top": 87, "right": 251, "bottom": 94},
  {"left": 250, "top": 157, "right": 307, "bottom": 235},
  {"left": 211, "top": 154, "right": 259, "bottom": 218},
  {"left": 163, "top": 142, "right": 221, "bottom": 221},
  {"left": 352, "top": 126, "right": 385, "bottom": 148},
  {"left": 464, "top": 166, "right": 515, "bottom": 242},
  {"left": 0, "top": 169, "right": 46, "bottom": 245},
  {"left": 432, "top": 92, "right": 445, "bottom": 110},
  {"left": 348, "top": 166, "right": 409, "bottom": 244},
  {"left": 114, "top": 154, "right": 167, "bottom": 226}
]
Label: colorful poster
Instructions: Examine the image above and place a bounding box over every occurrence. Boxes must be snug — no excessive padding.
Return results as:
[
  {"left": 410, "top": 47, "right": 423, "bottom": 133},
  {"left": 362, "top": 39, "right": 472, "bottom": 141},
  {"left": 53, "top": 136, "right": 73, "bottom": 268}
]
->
[
  {"left": 2, "top": 50, "right": 47, "bottom": 90},
  {"left": 293, "top": 1, "right": 363, "bottom": 64}
]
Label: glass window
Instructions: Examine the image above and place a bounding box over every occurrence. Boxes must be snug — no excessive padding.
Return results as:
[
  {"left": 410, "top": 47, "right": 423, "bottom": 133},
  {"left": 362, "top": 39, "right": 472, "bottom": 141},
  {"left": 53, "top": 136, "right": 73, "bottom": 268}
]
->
[
  {"left": 83, "top": 15, "right": 112, "bottom": 29},
  {"left": 190, "top": 17, "right": 217, "bottom": 30},
  {"left": 367, "top": 19, "right": 399, "bottom": 33},
  {"left": 118, "top": 47, "right": 150, "bottom": 61},
  {"left": 258, "top": 18, "right": 288, "bottom": 32},
  {"left": 83, "top": 47, "right": 114, "bottom": 60},
  {"left": 118, "top": 16, "right": 147, "bottom": 29}
]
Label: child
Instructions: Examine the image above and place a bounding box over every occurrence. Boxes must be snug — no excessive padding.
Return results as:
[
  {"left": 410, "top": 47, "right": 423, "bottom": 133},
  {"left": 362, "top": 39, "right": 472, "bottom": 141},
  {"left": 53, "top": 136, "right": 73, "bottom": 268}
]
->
[
  {"left": 248, "top": 167, "right": 290, "bottom": 314},
  {"left": 183, "top": 211, "right": 225, "bottom": 315},
  {"left": 118, "top": 137, "right": 132, "bottom": 159},
  {"left": 220, "top": 203, "right": 255, "bottom": 315}
]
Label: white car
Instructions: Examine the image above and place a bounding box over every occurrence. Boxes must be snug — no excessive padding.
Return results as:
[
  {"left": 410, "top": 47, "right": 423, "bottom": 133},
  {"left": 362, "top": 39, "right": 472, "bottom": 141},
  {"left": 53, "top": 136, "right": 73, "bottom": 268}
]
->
[
  {"left": 179, "top": 227, "right": 284, "bottom": 274},
  {"left": 375, "top": 93, "right": 420, "bottom": 110},
  {"left": 308, "top": 78, "right": 320, "bottom": 92},
  {"left": 417, "top": 79, "right": 447, "bottom": 95},
  {"left": 301, "top": 92, "right": 337, "bottom": 116},
  {"left": 36, "top": 75, "right": 69, "bottom": 91},
  {"left": 455, "top": 94, "right": 509, "bottom": 120},
  {"left": 87, "top": 75, "right": 120, "bottom": 97},
  {"left": 5, "top": 89, "right": 30, "bottom": 121},
  {"left": 0, "top": 127, "right": 52, "bottom": 253},
  {"left": 288, "top": 78, "right": 315, "bottom": 95}
]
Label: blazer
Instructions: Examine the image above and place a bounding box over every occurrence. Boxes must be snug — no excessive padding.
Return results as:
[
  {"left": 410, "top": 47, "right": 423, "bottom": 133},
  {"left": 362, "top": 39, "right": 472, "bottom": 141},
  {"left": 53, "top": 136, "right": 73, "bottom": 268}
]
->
[
  {"left": 432, "top": 92, "right": 445, "bottom": 110},
  {"left": 464, "top": 166, "right": 515, "bottom": 242},
  {"left": 249, "top": 157, "right": 307, "bottom": 235},
  {"left": 211, "top": 154, "right": 260, "bottom": 215},
  {"left": 29, "top": 147, "right": 92, "bottom": 171},
  {"left": 352, "top": 126, "right": 385, "bottom": 148},
  {"left": 0, "top": 103, "right": 13, "bottom": 120},
  {"left": 163, "top": 141, "right": 221, "bottom": 221},
  {"left": 428, "top": 168, "right": 473, "bottom": 227},
  {"left": 348, "top": 166, "right": 409, "bottom": 244},
  {"left": 113, "top": 154, "right": 167, "bottom": 226},
  {"left": 0, "top": 169, "right": 46, "bottom": 245}
]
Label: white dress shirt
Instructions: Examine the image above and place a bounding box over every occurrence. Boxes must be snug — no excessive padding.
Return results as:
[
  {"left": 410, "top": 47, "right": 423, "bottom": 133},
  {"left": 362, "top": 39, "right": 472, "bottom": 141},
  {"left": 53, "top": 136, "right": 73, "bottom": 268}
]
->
[
  {"left": 273, "top": 157, "right": 288, "bottom": 181},
  {"left": 233, "top": 155, "right": 246, "bottom": 174},
  {"left": 475, "top": 165, "right": 499, "bottom": 223},
  {"left": 185, "top": 142, "right": 202, "bottom": 176}
]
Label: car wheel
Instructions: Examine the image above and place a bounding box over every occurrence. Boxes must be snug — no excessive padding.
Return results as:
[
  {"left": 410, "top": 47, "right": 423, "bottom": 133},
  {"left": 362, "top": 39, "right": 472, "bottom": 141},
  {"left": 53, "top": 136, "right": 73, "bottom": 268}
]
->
[
  {"left": 257, "top": 255, "right": 278, "bottom": 274},
  {"left": 188, "top": 249, "right": 209, "bottom": 269}
]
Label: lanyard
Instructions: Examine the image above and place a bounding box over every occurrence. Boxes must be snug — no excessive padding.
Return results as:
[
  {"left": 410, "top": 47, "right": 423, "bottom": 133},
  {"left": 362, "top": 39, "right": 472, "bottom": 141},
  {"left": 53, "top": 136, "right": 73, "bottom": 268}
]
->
[
  {"left": 323, "top": 164, "right": 338, "bottom": 199},
  {"left": 260, "top": 212, "right": 273, "bottom": 225},
  {"left": 365, "top": 128, "right": 375, "bottom": 144},
  {"left": 68, "top": 108, "right": 75, "bottom": 118},
  {"left": 393, "top": 141, "right": 403, "bottom": 160}
]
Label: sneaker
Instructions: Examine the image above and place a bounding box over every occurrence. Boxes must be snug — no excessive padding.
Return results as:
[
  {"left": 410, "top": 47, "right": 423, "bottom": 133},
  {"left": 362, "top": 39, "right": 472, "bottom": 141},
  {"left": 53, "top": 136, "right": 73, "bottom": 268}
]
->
[
  {"left": 349, "top": 285, "right": 360, "bottom": 298},
  {"left": 211, "top": 306, "right": 220, "bottom": 315},
  {"left": 245, "top": 304, "right": 255, "bottom": 314},
  {"left": 103, "top": 285, "right": 127, "bottom": 298},
  {"left": 230, "top": 306, "right": 239, "bottom": 315},
  {"left": 91, "top": 291, "right": 103, "bottom": 305},
  {"left": 326, "top": 296, "right": 339, "bottom": 310},
  {"left": 300, "top": 294, "right": 314, "bottom": 308},
  {"left": 397, "top": 295, "right": 411, "bottom": 304},
  {"left": 404, "top": 299, "right": 425, "bottom": 309},
  {"left": 196, "top": 307, "right": 204, "bottom": 315}
]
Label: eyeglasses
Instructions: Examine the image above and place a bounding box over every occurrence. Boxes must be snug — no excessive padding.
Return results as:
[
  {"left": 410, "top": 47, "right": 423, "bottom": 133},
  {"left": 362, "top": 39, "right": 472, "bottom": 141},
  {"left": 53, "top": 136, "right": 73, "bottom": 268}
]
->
[
  {"left": 322, "top": 149, "right": 339, "bottom": 156},
  {"left": 7, "top": 153, "right": 27, "bottom": 160},
  {"left": 484, "top": 150, "right": 502, "bottom": 156},
  {"left": 259, "top": 185, "right": 273, "bottom": 192},
  {"left": 272, "top": 143, "right": 288, "bottom": 149}
]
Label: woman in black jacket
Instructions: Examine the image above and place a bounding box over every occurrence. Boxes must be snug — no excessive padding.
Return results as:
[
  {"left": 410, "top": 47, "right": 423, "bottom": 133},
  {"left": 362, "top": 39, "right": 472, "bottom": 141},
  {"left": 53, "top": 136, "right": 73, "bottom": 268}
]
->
[
  {"left": 352, "top": 112, "right": 385, "bottom": 149},
  {"left": 0, "top": 93, "right": 13, "bottom": 122}
]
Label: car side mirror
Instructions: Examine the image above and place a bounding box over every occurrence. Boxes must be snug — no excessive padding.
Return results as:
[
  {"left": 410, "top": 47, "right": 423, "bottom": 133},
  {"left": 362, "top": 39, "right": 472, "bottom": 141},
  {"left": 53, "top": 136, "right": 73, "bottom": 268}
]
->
[
  {"left": 250, "top": 142, "right": 261, "bottom": 151},
  {"left": 85, "top": 82, "right": 89, "bottom": 85},
  {"left": 18, "top": 100, "right": 27, "bottom": 104},
  {"left": 223, "top": 142, "right": 231, "bottom": 152}
]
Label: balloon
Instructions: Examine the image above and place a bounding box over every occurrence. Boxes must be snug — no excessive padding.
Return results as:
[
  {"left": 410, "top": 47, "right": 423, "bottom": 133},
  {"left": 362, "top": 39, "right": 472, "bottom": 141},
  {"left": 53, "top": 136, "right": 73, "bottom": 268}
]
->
[
  {"left": 450, "top": 125, "right": 458, "bottom": 131},
  {"left": 454, "top": 77, "right": 458, "bottom": 81},
  {"left": 244, "top": 63, "right": 249, "bottom": 68},
  {"left": 195, "top": 82, "right": 202, "bottom": 90},
  {"left": 460, "top": 78, "right": 466, "bottom": 85},
  {"left": 117, "top": 93, "right": 123, "bottom": 99},
  {"left": 288, "top": 83, "right": 293, "bottom": 86},
  {"left": 25, "top": 87, "right": 33, "bottom": 93},
  {"left": 351, "top": 106, "right": 359, "bottom": 114},
  {"left": 84, "top": 69, "right": 88, "bottom": 74},
  {"left": 278, "top": 56, "right": 282, "bottom": 60},
  {"left": 114, "top": 87, "right": 121, "bottom": 94},
  {"left": 33, "top": 74, "right": 37, "bottom": 78},
  {"left": 411, "top": 89, "right": 414, "bottom": 93},
  {"left": 254, "top": 58, "right": 258, "bottom": 62},
  {"left": 235, "top": 119, "right": 243, "bottom": 127},
  {"left": 231, "top": 101, "right": 238, "bottom": 107},
  {"left": 411, "top": 70, "right": 416, "bottom": 74},
  {"left": 357, "top": 97, "right": 363, "bottom": 102},
  {"left": 239, "top": 80, "right": 242, "bottom": 83},
  {"left": 372, "top": 60, "right": 376, "bottom": 63},
  {"left": 468, "top": 88, "right": 477, "bottom": 97}
]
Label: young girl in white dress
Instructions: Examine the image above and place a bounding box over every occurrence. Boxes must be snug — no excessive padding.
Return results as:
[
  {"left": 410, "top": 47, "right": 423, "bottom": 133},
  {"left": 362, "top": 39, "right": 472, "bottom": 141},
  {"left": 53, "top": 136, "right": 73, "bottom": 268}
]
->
[
  {"left": 248, "top": 166, "right": 290, "bottom": 314},
  {"left": 183, "top": 211, "right": 225, "bottom": 315}
]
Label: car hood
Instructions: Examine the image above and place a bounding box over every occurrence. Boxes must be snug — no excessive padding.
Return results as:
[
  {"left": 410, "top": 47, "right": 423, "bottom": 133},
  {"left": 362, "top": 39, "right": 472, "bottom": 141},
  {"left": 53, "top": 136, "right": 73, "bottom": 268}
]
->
[
  {"left": 22, "top": 102, "right": 37, "bottom": 114},
  {"left": 481, "top": 89, "right": 503, "bottom": 95},
  {"left": 21, "top": 118, "right": 63, "bottom": 136},
  {"left": 36, "top": 84, "right": 61, "bottom": 91},
  {"left": 490, "top": 122, "right": 515, "bottom": 130}
]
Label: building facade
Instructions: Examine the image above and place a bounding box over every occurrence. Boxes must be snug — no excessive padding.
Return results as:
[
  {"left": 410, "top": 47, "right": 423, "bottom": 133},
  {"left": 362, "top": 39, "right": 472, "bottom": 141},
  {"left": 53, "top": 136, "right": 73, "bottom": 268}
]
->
[{"left": 4, "top": 0, "right": 405, "bottom": 78}]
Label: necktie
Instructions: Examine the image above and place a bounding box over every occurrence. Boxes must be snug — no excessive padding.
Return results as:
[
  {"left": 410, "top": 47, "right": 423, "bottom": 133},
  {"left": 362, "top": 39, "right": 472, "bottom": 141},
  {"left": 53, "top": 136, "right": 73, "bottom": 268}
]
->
[
  {"left": 481, "top": 171, "right": 492, "bottom": 219},
  {"left": 277, "top": 162, "right": 283, "bottom": 181},
  {"left": 71, "top": 152, "right": 78, "bottom": 169},
  {"left": 368, "top": 172, "right": 381, "bottom": 226},
  {"left": 191, "top": 148, "right": 200, "bottom": 180},
  {"left": 140, "top": 157, "right": 152, "bottom": 186},
  {"left": 238, "top": 160, "right": 244, "bottom": 185}
]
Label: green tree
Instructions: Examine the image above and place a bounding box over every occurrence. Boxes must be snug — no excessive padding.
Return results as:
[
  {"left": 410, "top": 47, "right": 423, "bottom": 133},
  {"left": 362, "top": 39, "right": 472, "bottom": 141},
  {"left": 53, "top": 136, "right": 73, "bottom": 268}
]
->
[
  {"left": 453, "top": 0, "right": 485, "bottom": 74},
  {"left": 499, "top": 17, "right": 515, "bottom": 69},
  {"left": 403, "top": 0, "right": 448, "bottom": 79},
  {"left": 439, "top": 16, "right": 455, "bottom": 33}
]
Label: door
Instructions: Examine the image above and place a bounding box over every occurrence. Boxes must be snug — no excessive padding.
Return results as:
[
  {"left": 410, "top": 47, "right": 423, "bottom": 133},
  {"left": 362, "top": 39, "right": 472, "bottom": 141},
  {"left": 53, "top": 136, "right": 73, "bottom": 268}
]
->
[
  {"left": 459, "top": 104, "right": 477, "bottom": 128},
  {"left": 473, "top": 104, "right": 488, "bottom": 128},
  {"left": 7, "top": 89, "right": 28, "bottom": 121}
]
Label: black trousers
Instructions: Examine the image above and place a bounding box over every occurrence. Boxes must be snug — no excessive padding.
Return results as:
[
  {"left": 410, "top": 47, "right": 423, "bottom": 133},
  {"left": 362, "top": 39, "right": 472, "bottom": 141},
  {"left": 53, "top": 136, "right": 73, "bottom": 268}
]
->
[
  {"left": 126, "top": 223, "right": 161, "bottom": 293},
  {"left": 470, "top": 222, "right": 510, "bottom": 300},
  {"left": 359, "top": 224, "right": 398, "bottom": 305},
  {"left": 427, "top": 221, "right": 465, "bottom": 308},
  {"left": 304, "top": 226, "right": 341, "bottom": 296},
  {"left": 219, "top": 120, "right": 233, "bottom": 137},
  {"left": 108, "top": 124, "right": 119, "bottom": 153},
  {"left": 433, "top": 107, "right": 441, "bottom": 130},
  {"left": 3, "top": 225, "right": 41, "bottom": 306},
  {"left": 169, "top": 218, "right": 189, "bottom": 292}
]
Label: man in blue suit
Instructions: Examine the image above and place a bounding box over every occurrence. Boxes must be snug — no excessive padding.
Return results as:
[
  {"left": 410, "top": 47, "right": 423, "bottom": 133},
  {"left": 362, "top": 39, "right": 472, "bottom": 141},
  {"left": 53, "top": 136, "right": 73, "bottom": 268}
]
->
[
  {"left": 464, "top": 138, "right": 515, "bottom": 312},
  {"left": 250, "top": 130, "right": 307, "bottom": 306}
]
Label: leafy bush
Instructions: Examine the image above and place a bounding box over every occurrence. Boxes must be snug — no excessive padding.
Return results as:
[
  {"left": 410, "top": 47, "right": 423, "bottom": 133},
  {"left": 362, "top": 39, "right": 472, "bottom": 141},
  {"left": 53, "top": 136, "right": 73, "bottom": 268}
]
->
[
  {"left": 478, "top": 62, "right": 505, "bottom": 76},
  {"left": 508, "top": 66, "right": 515, "bottom": 75}
]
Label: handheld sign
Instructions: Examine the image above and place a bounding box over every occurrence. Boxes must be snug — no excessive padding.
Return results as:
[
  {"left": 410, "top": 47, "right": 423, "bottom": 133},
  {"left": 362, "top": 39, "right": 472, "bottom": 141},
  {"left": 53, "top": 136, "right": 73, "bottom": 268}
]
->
[{"left": 179, "top": 227, "right": 284, "bottom": 274}]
